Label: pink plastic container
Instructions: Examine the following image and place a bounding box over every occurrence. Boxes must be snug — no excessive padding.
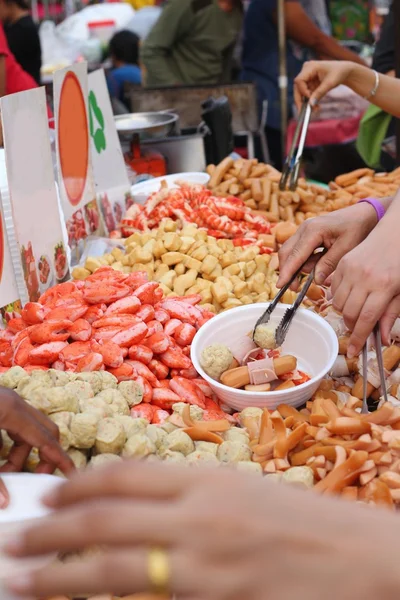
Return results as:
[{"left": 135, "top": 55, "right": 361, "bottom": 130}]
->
[{"left": 191, "top": 303, "right": 338, "bottom": 411}]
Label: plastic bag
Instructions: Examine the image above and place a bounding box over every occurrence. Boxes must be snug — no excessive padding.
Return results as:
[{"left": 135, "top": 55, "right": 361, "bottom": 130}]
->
[
  {"left": 57, "top": 3, "right": 135, "bottom": 45},
  {"left": 39, "top": 20, "right": 81, "bottom": 69}
]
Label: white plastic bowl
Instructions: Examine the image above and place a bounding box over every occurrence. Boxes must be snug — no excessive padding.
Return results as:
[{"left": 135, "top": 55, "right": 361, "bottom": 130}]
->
[
  {"left": 131, "top": 172, "right": 210, "bottom": 205},
  {"left": 191, "top": 303, "right": 338, "bottom": 411},
  {"left": 0, "top": 473, "right": 62, "bottom": 600}
]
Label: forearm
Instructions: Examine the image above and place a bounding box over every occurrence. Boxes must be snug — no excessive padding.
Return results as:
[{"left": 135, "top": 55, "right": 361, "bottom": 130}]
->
[
  {"left": 345, "top": 64, "right": 400, "bottom": 117},
  {"left": 313, "top": 35, "right": 365, "bottom": 65}
]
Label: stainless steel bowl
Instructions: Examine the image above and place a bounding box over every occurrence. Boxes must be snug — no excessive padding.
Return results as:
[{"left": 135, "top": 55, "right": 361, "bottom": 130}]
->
[{"left": 114, "top": 112, "right": 179, "bottom": 140}]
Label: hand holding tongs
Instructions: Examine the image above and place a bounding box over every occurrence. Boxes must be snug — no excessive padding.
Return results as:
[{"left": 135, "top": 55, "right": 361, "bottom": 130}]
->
[
  {"left": 253, "top": 248, "right": 327, "bottom": 347},
  {"left": 361, "top": 324, "right": 388, "bottom": 414},
  {"left": 280, "top": 98, "right": 312, "bottom": 191}
]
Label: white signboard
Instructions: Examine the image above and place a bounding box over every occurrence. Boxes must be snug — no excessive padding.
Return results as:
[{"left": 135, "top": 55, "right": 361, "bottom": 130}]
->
[
  {"left": 53, "top": 62, "right": 102, "bottom": 251},
  {"left": 88, "top": 69, "right": 132, "bottom": 234},
  {"left": 1, "top": 87, "right": 70, "bottom": 304},
  {"left": 0, "top": 150, "right": 21, "bottom": 323}
]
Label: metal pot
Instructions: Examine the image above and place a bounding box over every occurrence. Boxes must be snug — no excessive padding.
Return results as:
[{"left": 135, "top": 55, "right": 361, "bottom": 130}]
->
[{"left": 114, "top": 111, "right": 179, "bottom": 141}]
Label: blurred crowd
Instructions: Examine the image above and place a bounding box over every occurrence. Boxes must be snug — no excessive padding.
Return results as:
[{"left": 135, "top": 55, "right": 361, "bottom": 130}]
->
[{"left": 0, "top": 0, "right": 393, "bottom": 166}]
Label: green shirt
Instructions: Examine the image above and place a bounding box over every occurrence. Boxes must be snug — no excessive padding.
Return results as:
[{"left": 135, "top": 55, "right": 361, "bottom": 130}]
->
[{"left": 141, "top": 0, "right": 242, "bottom": 87}]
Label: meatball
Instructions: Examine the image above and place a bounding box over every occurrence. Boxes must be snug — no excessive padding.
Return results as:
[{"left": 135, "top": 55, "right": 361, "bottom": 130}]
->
[
  {"left": 70, "top": 413, "right": 100, "bottom": 449},
  {"left": 253, "top": 324, "right": 277, "bottom": 350},
  {"left": 122, "top": 434, "right": 156, "bottom": 458},
  {"left": 194, "top": 441, "right": 218, "bottom": 455},
  {"left": 95, "top": 418, "right": 126, "bottom": 454},
  {"left": 236, "top": 461, "right": 263, "bottom": 475},
  {"left": 163, "top": 430, "right": 195, "bottom": 456},
  {"left": 172, "top": 402, "right": 204, "bottom": 421},
  {"left": 118, "top": 381, "right": 143, "bottom": 407},
  {"left": 217, "top": 441, "right": 251, "bottom": 464},
  {"left": 200, "top": 344, "right": 233, "bottom": 380},
  {"left": 65, "top": 381, "right": 94, "bottom": 401}
]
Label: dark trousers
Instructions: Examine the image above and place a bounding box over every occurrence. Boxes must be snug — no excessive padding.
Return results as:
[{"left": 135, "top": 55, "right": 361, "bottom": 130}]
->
[{"left": 265, "top": 126, "right": 283, "bottom": 170}]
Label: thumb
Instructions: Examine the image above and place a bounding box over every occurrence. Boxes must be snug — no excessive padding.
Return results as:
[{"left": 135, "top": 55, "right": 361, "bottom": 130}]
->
[
  {"left": 380, "top": 295, "right": 400, "bottom": 346},
  {"left": 314, "top": 242, "right": 348, "bottom": 285}
]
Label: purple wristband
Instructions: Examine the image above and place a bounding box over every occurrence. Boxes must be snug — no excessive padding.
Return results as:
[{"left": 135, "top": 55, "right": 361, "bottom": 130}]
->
[{"left": 358, "top": 197, "right": 386, "bottom": 222}]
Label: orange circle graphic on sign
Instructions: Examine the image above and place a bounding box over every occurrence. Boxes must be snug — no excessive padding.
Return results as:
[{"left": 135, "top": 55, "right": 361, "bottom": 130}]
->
[{"left": 58, "top": 72, "right": 89, "bottom": 206}]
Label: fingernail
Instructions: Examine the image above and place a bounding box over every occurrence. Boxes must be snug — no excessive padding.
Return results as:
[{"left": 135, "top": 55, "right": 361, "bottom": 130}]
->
[
  {"left": 4, "top": 572, "right": 33, "bottom": 593},
  {"left": 315, "top": 272, "right": 326, "bottom": 285},
  {"left": 310, "top": 98, "right": 318, "bottom": 107},
  {"left": 347, "top": 345, "right": 356, "bottom": 359}
]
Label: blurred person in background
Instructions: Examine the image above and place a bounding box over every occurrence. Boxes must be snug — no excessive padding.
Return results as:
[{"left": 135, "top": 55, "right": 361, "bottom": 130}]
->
[
  {"left": 106, "top": 30, "right": 142, "bottom": 103},
  {"left": 241, "top": 0, "right": 366, "bottom": 169},
  {"left": 140, "top": 0, "right": 243, "bottom": 87},
  {"left": 0, "top": 0, "right": 41, "bottom": 84}
]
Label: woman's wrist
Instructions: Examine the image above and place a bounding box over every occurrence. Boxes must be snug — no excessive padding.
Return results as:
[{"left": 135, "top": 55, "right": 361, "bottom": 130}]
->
[{"left": 344, "top": 63, "right": 374, "bottom": 96}]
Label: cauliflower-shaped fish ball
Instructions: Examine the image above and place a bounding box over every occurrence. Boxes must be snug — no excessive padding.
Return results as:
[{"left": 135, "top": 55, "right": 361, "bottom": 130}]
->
[
  {"left": 186, "top": 451, "right": 220, "bottom": 466},
  {"left": 172, "top": 402, "right": 204, "bottom": 421},
  {"left": 95, "top": 389, "right": 129, "bottom": 416},
  {"left": 16, "top": 377, "right": 49, "bottom": 400},
  {"left": 48, "top": 369, "right": 72, "bottom": 387},
  {"left": 49, "top": 411, "right": 74, "bottom": 429},
  {"left": 75, "top": 372, "right": 104, "bottom": 395},
  {"left": 146, "top": 424, "right": 168, "bottom": 449},
  {"left": 282, "top": 466, "right": 314, "bottom": 489},
  {"left": 160, "top": 422, "right": 179, "bottom": 434},
  {"left": 239, "top": 407, "right": 263, "bottom": 420},
  {"left": 114, "top": 415, "right": 145, "bottom": 438},
  {"left": 164, "top": 430, "right": 195, "bottom": 456},
  {"left": 194, "top": 441, "right": 218, "bottom": 455},
  {"left": 223, "top": 428, "right": 250, "bottom": 444},
  {"left": 122, "top": 434, "right": 156, "bottom": 458},
  {"left": 64, "top": 381, "right": 94, "bottom": 401},
  {"left": 95, "top": 418, "right": 126, "bottom": 454},
  {"left": 200, "top": 344, "right": 233, "bottom": 381},
  {"left": 98, "top": 371, "right": 118, "bottom": 391},
  {"left": 79, "top": 397, "right": 114, "bottom": 418},
  {"left": 0, "top": 366, "right": 27, "bottom": 389},
  {"left": 118, "top": 381, "right": 143, "bottom": 407},
  {"left": 253, "top": 324, "right": 277, "bottom": 350},
  {"left": 217, "top": 441, "right": 251, "bottom": 464},
  {"left": 90, "top": 453, "right": 122, "bottom": 469},
  {"left": 30, "top": 387, "right": 79, "bottom": 415},
  {"left": 70, "top": 413, "right": 100, "bottom": 450},
  {"left": 161, "top": 450, "right": 186, "bottom": 464},
  {"left": 29, "top": 370, "right": 53, "bottom": 386},
  {"left": 236, "top": 461, "right": 263, "bottom": 475}
]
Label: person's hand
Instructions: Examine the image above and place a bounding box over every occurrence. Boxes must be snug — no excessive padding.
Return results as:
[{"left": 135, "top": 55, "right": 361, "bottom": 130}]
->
[
  {"left": 294, "top": 60, "right": 355, "bottom": 109},
  {"left": 331, "top": 223, "right": 400, "bottom": 356},
  {"left": 277, "top": 202, "right": 379, "bottom": 290},
  {"left": 0, "top": 388, "right": 74, "bottom": 507},
  {"left": 4, "top": 462, "right": 400, "bottom": 600}
]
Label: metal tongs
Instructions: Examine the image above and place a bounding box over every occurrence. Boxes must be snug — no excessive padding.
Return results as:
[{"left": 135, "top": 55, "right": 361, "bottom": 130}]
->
[
  {"left": 361, "top": 324, "right": 388, "bottom": 414},
  {"left": 253, "top": 248, "right": 327, "bottom": 347},
  {"left": 279, "top": 98, "right": 312, "bottom": 191}
]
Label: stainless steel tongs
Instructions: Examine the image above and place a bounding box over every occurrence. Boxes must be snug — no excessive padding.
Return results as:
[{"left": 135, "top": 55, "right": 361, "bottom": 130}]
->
[
  {"left": 361, "top": 324, "right": 388, "bottom": 414},
  {"left": 253, "top": 248, "right": 327, "bottom": 347},
  {"left": 280, "top": 98, "right": 312, "bottom": 191}
]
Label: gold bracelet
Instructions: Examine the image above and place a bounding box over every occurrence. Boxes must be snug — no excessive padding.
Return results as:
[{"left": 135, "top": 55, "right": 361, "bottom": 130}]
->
[{"left": 364, "top": 70, "right": 380, "bottom": 100}]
